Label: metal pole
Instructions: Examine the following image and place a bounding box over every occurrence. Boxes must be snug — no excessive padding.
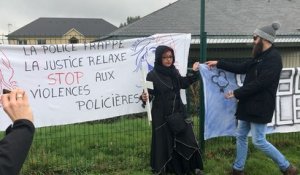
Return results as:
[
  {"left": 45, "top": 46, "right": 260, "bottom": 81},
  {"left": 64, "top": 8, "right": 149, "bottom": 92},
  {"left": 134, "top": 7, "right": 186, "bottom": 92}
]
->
[{"left": 199, "top": 0, "right": 207, "bottom": 157}]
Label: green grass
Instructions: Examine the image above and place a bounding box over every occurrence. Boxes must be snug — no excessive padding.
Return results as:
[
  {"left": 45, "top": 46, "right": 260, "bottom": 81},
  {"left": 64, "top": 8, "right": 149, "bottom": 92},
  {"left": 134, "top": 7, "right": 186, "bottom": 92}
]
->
[
  {"left": 204, "top": 138, "right": 300, "bottom": 175},
  {"left": 21, "top": 116, "right": 151, "bottom": 175},
  {"left": 15, "top": 115, "right": 300, "bottom": 175}
]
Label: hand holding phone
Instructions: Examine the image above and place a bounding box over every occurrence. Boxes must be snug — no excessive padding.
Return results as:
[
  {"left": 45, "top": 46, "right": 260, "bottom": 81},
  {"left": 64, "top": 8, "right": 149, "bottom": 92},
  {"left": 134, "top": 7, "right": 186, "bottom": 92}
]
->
[
  {"left": 3, "top": 89, "right": 11, "bottom": 94},
  {"left": 1, "top": 88, "right": 33, "bottom": 122}
]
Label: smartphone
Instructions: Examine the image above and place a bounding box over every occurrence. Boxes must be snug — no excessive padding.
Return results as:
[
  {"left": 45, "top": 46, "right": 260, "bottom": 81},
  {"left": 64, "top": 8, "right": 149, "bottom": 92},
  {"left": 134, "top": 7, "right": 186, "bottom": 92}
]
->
[{"left": 3, "top": 89, "right": 11, "bottom": 94}]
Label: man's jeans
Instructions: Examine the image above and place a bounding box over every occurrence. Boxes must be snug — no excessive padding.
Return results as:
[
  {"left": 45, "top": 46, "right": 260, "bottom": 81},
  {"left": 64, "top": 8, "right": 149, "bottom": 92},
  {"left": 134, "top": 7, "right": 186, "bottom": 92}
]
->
[{"left": 233, "top": 120, "right": 290, "bottom": 171}]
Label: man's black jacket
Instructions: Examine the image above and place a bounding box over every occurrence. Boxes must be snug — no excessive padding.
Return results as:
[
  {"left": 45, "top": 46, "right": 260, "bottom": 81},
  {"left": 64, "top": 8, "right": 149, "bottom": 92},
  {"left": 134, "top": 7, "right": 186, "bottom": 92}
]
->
[{"left": 217, "top": 46, "right": 282, "bottom": 123}]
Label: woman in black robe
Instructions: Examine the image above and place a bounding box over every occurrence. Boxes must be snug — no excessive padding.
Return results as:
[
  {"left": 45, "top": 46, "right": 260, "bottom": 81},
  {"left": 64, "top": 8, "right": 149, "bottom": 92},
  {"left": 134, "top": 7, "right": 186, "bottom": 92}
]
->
[{"left": 141, "top": 45, "right": 204, "bottom": 175}]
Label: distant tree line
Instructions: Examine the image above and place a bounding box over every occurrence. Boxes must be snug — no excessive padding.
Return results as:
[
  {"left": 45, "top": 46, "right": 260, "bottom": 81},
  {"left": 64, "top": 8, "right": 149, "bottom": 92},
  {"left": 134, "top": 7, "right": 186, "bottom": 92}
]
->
[{"left": 119, "top": 16, "right": 140, "bottom": 28}]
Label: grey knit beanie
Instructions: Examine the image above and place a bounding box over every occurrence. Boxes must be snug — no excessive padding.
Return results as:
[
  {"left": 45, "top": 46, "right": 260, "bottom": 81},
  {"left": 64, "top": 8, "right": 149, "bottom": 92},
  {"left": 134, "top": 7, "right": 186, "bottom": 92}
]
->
[{"left": 253, "top": 22, "right": 280, "bottom": 43}]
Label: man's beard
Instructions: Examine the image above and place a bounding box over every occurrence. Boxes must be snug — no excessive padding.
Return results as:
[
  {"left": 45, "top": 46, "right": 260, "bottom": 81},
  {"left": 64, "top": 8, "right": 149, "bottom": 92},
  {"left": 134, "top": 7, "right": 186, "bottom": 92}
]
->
[{"left": 252, "top": 39, "right": 263, "bottom": 58}]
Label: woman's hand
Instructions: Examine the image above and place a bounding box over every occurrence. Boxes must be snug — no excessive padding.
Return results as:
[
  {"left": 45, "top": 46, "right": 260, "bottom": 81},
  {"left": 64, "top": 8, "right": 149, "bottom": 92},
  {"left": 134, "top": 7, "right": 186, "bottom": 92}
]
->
[
  {"left": 1, "top": 88, "right": 33, "bottom": 123},
  {"left": 192, "top": 62, "right": 200, "bottom": 71},
  {"left": 141, "top": 92, "right": 149, "bottom": 102}
]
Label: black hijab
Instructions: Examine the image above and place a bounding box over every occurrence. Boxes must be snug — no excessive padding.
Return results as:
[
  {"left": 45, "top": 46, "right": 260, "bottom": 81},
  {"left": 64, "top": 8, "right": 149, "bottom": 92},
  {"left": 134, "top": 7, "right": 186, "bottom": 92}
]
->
[{"left": 154, "top": 45, "right": 180, "bottom": 91}]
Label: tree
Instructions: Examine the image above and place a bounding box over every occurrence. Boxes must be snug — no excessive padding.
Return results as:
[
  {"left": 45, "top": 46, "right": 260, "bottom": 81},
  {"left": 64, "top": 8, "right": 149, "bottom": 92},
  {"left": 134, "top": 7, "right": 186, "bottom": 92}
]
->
[{"left": 119, "top": 16, "right": 140, "bottom": 28}]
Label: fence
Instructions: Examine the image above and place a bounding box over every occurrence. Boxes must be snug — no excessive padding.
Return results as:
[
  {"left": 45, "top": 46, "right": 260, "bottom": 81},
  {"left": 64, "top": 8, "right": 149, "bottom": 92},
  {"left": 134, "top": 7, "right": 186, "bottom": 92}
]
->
[{"left": 0, "top": 35, "right": 300, "bottom": 174}]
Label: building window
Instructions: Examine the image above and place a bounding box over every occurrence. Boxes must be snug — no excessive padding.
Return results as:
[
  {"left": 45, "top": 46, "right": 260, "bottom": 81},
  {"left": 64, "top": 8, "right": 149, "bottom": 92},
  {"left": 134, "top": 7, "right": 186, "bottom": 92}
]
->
[
  {"left": 18, "top": 39, "right": 27, "bottom": 45},
  {"left": 69, "top": 37, "right": 78, "bottom": 44},
  {"left": 37, "top": 39, "right": 46, "bottom": 45}
]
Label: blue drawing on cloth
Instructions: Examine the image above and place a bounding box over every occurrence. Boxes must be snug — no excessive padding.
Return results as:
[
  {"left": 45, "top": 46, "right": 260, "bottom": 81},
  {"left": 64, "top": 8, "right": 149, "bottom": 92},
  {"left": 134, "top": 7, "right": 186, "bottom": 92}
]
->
[
  {"left": 199, "top": 64, "right": 239, "bottom": 139},
  {"left": 200, "top": 64, "right": 282, "bottom": 139},
  {"left": 211, "top": 70, "right": 229, "bottom": 93},
  {"left": 131, "top": 37, "right": 157, "bottom": 73},
  {"left": 130, "top": 34, "right": 176, "bottom": 89}
]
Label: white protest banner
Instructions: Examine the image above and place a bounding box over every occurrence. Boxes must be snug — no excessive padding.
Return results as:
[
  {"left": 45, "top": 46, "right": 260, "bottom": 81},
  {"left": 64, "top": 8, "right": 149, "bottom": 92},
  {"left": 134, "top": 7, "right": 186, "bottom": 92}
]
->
[
  {"left": 0, "top": 33, "right": 191, "bottom": 130},
  {"left": 200, "top": 64, "right": 300, "bottom": 140}
]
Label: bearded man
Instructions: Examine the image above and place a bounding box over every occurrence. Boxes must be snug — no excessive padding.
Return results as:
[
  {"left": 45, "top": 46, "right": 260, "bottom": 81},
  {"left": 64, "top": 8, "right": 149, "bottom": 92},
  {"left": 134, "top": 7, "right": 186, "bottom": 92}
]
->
[{"left": 206, "top": 22, "right": 298, "bottom": 175}]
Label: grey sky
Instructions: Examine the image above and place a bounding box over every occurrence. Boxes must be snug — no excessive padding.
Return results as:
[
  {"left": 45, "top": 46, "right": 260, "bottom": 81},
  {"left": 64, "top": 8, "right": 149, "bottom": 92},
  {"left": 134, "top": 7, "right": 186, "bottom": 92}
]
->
[{"left": 0, "top": 0, "right": 177, "bottom": 35}]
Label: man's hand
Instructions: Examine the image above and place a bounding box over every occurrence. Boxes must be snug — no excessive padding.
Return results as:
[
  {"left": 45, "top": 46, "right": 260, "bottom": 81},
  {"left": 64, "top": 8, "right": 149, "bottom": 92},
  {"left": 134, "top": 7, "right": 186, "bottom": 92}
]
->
[
  {"left": 225, "top": 90, "right": 235, "bottom": 99},
  {"left": 205, "top": 61, "right": 218, "bottom": 69}
]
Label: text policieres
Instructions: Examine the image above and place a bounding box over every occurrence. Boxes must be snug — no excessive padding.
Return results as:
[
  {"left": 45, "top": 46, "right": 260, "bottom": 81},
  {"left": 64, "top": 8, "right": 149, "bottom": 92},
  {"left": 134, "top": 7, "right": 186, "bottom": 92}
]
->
[{"left": 75, "top": 93, "right": 140, "bottom": 110}]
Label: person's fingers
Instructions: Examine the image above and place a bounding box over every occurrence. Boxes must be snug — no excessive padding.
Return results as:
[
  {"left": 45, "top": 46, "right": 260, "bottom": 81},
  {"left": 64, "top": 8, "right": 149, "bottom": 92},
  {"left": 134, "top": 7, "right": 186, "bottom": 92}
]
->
[
  {"left": 205, "top": 61, "right": 217, "bottom": 67},
  {"left": 1, "top": 93, "right": 13, "bottom": 118},
  {"left": 193, "top": 62, "right": 200, "bottom": 71},
  {"left": 205, "top": 61, "right": 212, "bottom": 68},
  {"left": 1, "top": 88, "right": 33, "bottom": 123},
  {"left": 9, "top": 89, "right": 17, "bottom": 103},
  {"left": 1, "top": 93, "right": 9, "bottom": 107},
  {"left": 142, "top": 92, "right": 149, "bottom": 101},
  {"left": 15, "top": 88, "right": 25, "bottom": 101},
  {"left": 225, "top": 91, "right": 234, "bottom": 99},
  {"left": 23, "top": 91, "right": 29, "bottom": 103}
]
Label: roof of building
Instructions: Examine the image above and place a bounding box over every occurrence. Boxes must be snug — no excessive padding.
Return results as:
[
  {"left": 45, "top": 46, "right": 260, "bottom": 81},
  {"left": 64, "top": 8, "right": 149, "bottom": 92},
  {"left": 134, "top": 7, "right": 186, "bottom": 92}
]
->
[
  {"left": 7, "top": 17, "right": 117, "bottom": 37},
  {"left": 104, "top": 0, "right": 300, "bottom": 39}
]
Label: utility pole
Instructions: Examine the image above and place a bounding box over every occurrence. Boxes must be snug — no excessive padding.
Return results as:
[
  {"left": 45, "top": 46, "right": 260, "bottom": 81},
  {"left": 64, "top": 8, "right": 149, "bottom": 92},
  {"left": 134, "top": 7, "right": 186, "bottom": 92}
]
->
[{"left": 199, "top": 0, "right": 207, "bottom": 157}]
